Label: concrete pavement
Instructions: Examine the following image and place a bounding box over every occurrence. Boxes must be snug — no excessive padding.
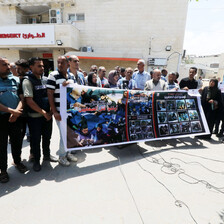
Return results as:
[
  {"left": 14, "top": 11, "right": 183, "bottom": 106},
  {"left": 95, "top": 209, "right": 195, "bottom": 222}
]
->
[{"left": 1, "top": 124, "right": 224, "bottom": 224}]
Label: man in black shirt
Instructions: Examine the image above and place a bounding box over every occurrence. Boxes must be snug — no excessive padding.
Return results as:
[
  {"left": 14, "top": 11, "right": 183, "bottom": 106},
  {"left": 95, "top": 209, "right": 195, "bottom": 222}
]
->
[{"left": 179, "top": 67, "right": 198, "bottom": 90}]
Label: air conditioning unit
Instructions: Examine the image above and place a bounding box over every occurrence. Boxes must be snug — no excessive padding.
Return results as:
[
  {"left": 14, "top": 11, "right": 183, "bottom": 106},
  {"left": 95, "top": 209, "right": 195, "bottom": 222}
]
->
[
  {"left": 148, "top": 58, "right": 167, "bottom": 66},
  {"left": 49, "top": 9, "right": 62, "bottom": 24},
  {"left": 87, "top": 46, "right": 93, "bottom": 52},
  {"left": 80, "top": 46, "right": 87, "bottom": 52},
  {"left": 80, "top": 46, "right": 93, "bottom": 52}
]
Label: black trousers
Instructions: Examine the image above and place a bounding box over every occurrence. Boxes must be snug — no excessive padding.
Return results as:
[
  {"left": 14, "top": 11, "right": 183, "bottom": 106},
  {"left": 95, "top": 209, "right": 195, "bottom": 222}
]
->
[
  {"left": 205, "top": 110, "right": 217, "bottom": 138},
  {"left": 0, "top": 114, "right": 22, "bottom": 171},
  {"left": 28, "top": 117, "right": 52, "bottom": 163},
  {"left": 214, "top": 114, "right": 224, "bottom": 133}
]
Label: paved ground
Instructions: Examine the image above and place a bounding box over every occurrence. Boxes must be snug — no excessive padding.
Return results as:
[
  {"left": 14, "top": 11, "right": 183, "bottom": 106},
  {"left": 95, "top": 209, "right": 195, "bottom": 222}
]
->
[{"left": 1, "top": 123, "right": 224, "bottom": 224}]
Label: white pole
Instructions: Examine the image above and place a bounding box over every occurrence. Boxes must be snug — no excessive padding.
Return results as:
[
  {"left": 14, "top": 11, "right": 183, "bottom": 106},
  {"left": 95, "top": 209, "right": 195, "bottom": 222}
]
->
[{"left": 177, "top": 53, "right": 182, "bottom": 73}]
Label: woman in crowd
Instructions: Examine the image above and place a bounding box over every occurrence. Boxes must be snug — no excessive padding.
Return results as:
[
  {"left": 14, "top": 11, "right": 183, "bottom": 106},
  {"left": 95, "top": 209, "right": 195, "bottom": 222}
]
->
[
  {"left": 87, "top": 72, "right": 98, "bottom": 87},
  {"left": 105, "top": 70, "right": 119, "bottom": 88},
  {"left": 201, "top": 78, "right": 223, "bottom": 139}
]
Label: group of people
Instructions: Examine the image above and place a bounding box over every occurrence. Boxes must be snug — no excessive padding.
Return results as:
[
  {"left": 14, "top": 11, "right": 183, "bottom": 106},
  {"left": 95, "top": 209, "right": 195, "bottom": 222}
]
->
[
  {"left": 82, "top": 59, "right": 180, "bottom": 91},
  {"left": 0, "top": 55, "right": 223, "bottom": 183}
]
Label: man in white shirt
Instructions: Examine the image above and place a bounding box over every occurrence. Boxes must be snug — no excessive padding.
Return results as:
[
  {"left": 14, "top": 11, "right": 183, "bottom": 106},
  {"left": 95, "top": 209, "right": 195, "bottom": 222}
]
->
[{"left": 132, "top": 59, "right": 151, "bottom": 90}]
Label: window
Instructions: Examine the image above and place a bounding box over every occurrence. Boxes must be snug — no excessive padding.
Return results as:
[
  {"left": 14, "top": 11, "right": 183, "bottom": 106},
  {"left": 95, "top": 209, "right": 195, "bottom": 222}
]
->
[
  {"left": 68, "top": 13, "right": 85, "bottom": 22},
  {"left": 76, "top": 14, "right": 85, "bottom": 21},
  {"left": 210, "top": 63, "right": 219, "bottom": 68}
]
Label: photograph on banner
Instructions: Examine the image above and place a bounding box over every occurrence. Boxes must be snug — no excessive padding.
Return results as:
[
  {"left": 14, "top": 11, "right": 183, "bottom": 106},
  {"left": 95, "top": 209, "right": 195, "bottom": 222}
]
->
[
  {"left": 153, "top": 91, "right": 208, "bottom": 138},
  {"left": 127, "top": 90, "right": 154, "bottom": 141},
  {"left": 60, "top": 84, "right": 210, "bottom": 151},
  {"left": 65, "top": 85, "right": 127, "bottom": 149}
]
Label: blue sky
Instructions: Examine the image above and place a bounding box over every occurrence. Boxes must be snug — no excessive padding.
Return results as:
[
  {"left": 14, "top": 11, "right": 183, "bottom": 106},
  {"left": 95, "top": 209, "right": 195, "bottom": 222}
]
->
[{"left": 183, "top": 0, "right": 224, "bottom": 56}]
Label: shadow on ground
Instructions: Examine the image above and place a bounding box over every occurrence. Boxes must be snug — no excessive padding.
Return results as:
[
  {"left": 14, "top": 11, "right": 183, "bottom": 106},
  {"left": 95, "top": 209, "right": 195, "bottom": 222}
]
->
[{"left": 0, "top": 136, "right": 221, "bottom": 198}]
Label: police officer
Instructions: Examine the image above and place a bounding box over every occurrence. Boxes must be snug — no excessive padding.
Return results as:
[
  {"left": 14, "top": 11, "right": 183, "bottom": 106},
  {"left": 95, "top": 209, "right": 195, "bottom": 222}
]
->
[
  {"left": 0, "top": 57, "right": 28, "bottom": 183},
  {"left": 23, "top": 57, "right": 57, "bottom": 172}
]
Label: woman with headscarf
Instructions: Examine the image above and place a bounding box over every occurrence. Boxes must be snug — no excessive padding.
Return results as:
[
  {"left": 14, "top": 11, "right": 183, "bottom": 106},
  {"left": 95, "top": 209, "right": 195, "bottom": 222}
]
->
[
  {"left": 201, "top": 78, "right": 223, "bottom": 138},
  {"left": 105, "top": 70, "right": 119, "bottom": 88},
  {"left": 87, "top": 72, "right": 98, "bottom": 87}
]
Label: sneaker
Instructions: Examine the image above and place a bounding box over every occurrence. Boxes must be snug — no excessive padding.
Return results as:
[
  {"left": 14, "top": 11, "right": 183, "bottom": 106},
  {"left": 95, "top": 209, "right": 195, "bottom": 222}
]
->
[
  {"left": 216, "top": 132, "right": 223, "bottom": 137},
  {"left": 43, "top": 155, "right": 58, "bottom": 162},
  {"left": 14, "top": 162, "right": 28, "bottom": 173},
  {"left": 67, "top": 153, "right": 78, "bottom": 162},
  {"left": 59, "top": 156, "right": 70, "bottom": 167},
  {"left": 0, "top": 171, "right": 9, "bottom": 183},
  {"left": 33, "top": 162, "right": 41, "bottom": 172}
]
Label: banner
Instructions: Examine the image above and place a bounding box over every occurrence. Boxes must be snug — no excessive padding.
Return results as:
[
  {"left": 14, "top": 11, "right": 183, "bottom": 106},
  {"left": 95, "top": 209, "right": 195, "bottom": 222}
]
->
[{"left": 60, "top": 84, "right": 209, "bottom": 151}]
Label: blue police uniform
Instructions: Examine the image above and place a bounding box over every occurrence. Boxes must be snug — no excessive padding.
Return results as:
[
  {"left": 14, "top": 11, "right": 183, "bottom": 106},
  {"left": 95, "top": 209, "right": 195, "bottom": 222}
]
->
[{"left": 0, "top": 75, "right": 23, "bottom": 173}]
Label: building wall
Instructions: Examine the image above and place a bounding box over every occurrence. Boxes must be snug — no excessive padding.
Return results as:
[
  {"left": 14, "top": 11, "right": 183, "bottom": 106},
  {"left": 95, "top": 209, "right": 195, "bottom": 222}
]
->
[
  {"left": 0, "top": 0, "right": 189, "bottom": 72},
  {"left": 0, "top": 6, "right": 16, "bottom": 25},
  {"left": 16, "top": 7, "right": 27, "bottom": 24},
  {"left": 193, "top": 55, "right": 220, "bottom": 67},
  {"left": 52, "top": 0, "right": 189, "bottom": 72},
  {"left": 218, "top": 53, "right": 224, "bottom": 81},
  {"left": 79, "top": 59, "right": 137, "bottom": 77},
  {"left": 0, "top": 49, "right": 20, "bottom": 62},
  {"left": 19, "top": 51, "right": 33, "bottom": 60},
  {"left": 55, "top": 24, "right": 80, "bottom": 50}
]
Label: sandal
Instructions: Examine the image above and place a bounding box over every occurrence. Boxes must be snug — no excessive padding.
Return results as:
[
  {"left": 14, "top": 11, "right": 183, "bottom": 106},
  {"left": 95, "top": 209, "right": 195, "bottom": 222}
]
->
[{"left": 0, "top": 171, "right": 9, "bottom": 183}]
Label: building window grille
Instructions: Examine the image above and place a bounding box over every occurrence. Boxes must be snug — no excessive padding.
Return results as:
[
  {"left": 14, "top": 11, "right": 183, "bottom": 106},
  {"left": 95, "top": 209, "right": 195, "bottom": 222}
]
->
[{"left": 68, "top": 13, "right": 85, "bottom": 22}]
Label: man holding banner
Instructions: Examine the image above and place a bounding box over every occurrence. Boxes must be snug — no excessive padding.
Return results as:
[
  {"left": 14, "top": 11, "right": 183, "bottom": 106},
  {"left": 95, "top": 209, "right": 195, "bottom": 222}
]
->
[
  {"left": 179, "top": 67, "right": 198, "bottom": 90},
  {"left": 47, "top": 56, "right": 78, "bottom": 166},
  {"left": 144, "top": 69, "right": 167, "bottom": 91}
]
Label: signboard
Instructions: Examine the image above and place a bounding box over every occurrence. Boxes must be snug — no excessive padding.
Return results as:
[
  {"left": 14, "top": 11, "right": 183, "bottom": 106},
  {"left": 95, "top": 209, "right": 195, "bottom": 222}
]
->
[
  {"left": 0, "top": 25, "right": 55, "bottom": 45},
  {"left": 60, "top": 84, "right": 209, "bottom": 151},
  {"left": 148, "top": 58, "right": 167, "bottom": 66},
  {"left": 43, "top": 53, "right": 53, "bottom": 58}
]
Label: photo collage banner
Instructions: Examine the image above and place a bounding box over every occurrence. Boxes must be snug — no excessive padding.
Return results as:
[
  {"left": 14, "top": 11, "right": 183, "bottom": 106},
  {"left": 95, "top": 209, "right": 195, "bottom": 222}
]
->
[{"left": 60, "top": 84, "right": 209, "bottom": 151}]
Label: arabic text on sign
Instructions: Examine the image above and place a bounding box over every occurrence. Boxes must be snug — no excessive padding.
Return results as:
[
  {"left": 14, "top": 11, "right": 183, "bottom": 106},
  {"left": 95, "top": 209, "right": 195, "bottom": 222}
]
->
[{"left": 0, "top": 33, "right": 46, "bottom": 39}]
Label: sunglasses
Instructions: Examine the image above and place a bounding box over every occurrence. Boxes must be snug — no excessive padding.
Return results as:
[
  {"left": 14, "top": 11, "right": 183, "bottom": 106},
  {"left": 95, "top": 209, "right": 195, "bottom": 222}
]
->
[{"left": 72, "top": 60, "right": 79, "bottom": 63}]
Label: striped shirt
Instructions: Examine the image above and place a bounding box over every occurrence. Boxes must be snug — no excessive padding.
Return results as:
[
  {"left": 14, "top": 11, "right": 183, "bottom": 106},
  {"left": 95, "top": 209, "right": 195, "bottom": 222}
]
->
[{"left": 47, "top": 71, "right": 75, "bottom": 112}]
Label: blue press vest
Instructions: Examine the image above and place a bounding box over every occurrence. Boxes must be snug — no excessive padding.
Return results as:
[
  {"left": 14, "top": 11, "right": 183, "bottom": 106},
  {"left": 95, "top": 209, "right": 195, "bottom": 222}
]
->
[{"left": 0, "top": 75, "right": 19, "bottom": 114}]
